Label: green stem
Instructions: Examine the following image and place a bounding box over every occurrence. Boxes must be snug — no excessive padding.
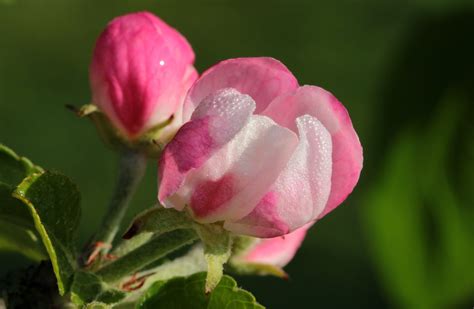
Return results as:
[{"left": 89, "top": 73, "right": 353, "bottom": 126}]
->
[
  {"left": 96, "top": 229, "right": 198, "bottom": 284},
  {"left": 83, "top": 151, "right": 147, "bottom": 259}
]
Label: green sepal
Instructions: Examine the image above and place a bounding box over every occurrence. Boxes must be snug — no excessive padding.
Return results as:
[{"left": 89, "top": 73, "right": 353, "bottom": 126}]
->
[
  {"left": 71, "top": 103, "right": 174, "bottom": 158},
  {"left": 70, "top": 271, "right": 126, "bottom": 306},
  {"left": 13, "top": 171, "right": 81, "bottom": 295},
  {"left": 195, "top": 224, "right": 233, "bottom": 293},
  {"left": 137, "top": 272, "right": 265, "bottom": 309},
  {"left": 227, "top": 261, "right": 287, "bottom": 279},
  {"left": 228, "top": 236, "right": 287, "bottom": 278}
]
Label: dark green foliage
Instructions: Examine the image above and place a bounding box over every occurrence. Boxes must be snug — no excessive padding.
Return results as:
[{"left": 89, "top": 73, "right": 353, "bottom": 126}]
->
[{"left": 0, "top": 262, "right": 63, "bottom": 309}]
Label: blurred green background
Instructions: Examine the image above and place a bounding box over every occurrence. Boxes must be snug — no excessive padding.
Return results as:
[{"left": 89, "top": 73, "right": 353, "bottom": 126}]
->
[{"left": 1, "top": 0, "right": 473, "bottom": 308}]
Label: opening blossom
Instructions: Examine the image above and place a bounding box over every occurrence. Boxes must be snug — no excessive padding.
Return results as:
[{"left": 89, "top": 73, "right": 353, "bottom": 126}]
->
[
  {"left": 89, "top": 12, "right": 197, "bottom": 140},
  {"left": 158, "top": 57, "right": 363, "bottom": 238}
]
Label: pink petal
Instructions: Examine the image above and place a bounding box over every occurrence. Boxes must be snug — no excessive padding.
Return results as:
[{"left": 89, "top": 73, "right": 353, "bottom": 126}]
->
[
  {"left": 262, "top": 85, "right": 363, "bottom": 218},
  {"left": 225, "top": 115, "right": 332, "bottom": 237},
  {"left": 182, "top": 57, "right": 299, "bottom": 122},
  {"left": 172, "top": 114, "right": 298, "bottom": 223},
  {"left": 147, "top": 65, "right": 199, "bottom": 142},
  {"left": 158, "top": 88, "right": 255, "bottom": 206},
  {"left": 239, "top": 223, "right": 312, "bottom": 268},
  {"left": 224, "top": 191, "right": 290, "bottom": 237},
  {"left": 90, "top": 12, "right": 196, "bottom": 137}
]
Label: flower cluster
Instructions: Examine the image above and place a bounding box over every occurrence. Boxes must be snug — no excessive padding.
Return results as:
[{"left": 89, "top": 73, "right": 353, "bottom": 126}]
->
[{"left": 89, "top": 12, "right": 362, "bottom": 272}]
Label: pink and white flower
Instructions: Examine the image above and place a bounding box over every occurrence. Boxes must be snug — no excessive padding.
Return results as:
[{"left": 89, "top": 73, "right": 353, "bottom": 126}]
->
[
  {"left": 90, "top": 12, "right": 197, "bottom": 139},
  {"left": 158, "top": 57, "right": 363, "bottom": 238}
]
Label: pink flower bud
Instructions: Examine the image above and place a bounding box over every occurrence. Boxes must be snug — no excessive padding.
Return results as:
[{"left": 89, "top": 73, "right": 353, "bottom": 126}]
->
[
  {"left": 158, "top": 57, "right": 363, "bottom": 238},
  {"left": 90, "top": 12, "right": 197, "bottom": 139}
]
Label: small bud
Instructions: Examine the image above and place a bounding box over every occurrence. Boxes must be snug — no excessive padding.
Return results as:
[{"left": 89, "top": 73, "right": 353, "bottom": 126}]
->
[{"left": 88, "top": 11, "right": 197, "bottom": 155}]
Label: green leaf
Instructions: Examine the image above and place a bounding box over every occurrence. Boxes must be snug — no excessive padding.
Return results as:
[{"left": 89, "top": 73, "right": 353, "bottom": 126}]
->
[
  {"left": 96, "top": 229, "right": 198, "bottom": 284},
  {"left": 129, "top": 245, "right": 207, "bottom": 295},
  {"left": 0, "top": 219, "right": 46, "bottom": 261},
  {"left": 0, "top": 261, "right": 64, "bottom": 308},
  {"left": 0, "top": 144, "right": 42, "bottom": 186},
  {"left": 0, "top": 144, "right": 42, "bottom": 229},
  {"left": 13, "top": 171, "right": 81, "bottom": 295},
  {"left": 114, "top": 206, "right": 193, "bottom": 258},
  {"left": 70, "top": 271, "right": 126, "bottom": 306},
  {"left": 137, "top": 272, "right": 264, "bottom": 309},
  {"left": 84, "top": 302, "right": 113, "bottom": 309},
  {"left": 0, "top": 183, "right": 34, "bottom": 229},
  {"left": 195, "top": 224, "right": 233, "bottom": 293},
  {"left": 0, "top": 144, "right": 45, "bottom": 259},
  {"left": 122, "top": 206, "right": 192, "bottom": 240}
]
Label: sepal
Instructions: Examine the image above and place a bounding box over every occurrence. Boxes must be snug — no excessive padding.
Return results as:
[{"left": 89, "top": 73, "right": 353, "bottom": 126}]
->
[
  {"left": 228, "top": 236, "right": 287, "bottom": 278},
  {"left": 194, "top": 224, "right": 233, "bottom": 293},
  {"left": 69, "top": 103, "right": 173, "bottom": 158}
]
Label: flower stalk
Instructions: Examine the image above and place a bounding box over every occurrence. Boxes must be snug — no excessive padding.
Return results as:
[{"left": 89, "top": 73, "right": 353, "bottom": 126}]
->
[{"left": 83, "top": 150, "right": 147, "bottom": 263}]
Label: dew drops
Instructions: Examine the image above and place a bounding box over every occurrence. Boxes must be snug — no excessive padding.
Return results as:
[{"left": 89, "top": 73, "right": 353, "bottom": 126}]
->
[{"left": 189, "top": 88, "right": 256, "bottom": 144}]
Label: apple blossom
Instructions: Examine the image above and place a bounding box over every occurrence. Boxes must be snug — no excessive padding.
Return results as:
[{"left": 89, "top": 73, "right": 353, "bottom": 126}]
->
[
  {"left": 89, "top": 11, "right": 197, "bottom": 140},
  {"left": 158, "top": 57, "right": 363, "bottom": 238}
]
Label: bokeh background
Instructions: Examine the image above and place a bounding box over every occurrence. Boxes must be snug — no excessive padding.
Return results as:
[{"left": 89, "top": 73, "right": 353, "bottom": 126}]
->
[{"left": 1, "top": 0, "right": 473, "bottom": 308}]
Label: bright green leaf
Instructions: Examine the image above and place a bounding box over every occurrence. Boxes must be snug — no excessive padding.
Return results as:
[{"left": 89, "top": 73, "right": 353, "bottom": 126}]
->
[
  {"left": 13, "top": 171, "right": 81, "bottom": 295},
  {"left": 137, "top": 272, "right": 264, "bottom": 309}
]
